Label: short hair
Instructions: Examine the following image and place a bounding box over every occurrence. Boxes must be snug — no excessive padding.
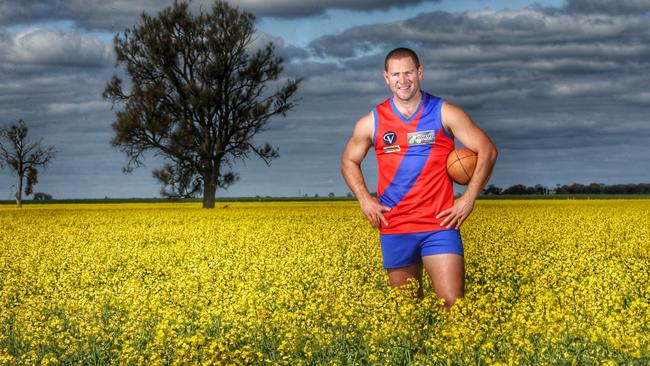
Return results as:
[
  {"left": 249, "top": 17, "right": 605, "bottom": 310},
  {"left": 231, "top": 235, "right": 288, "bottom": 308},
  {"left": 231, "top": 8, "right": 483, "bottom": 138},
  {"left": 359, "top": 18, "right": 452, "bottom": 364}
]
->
[{"left": 384, "top": 47, "right": 420, "bottom": 71}]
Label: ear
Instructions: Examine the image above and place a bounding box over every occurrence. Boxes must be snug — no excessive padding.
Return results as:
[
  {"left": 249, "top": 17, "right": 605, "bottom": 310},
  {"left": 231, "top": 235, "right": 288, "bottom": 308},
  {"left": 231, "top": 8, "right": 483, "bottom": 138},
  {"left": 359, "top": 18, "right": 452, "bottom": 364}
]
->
[
  {"left": 417, "top": 65, "right": 423, "bottom": 80},
  {"left": 383, "top": 70, "right": 390, "bottom": 85}
]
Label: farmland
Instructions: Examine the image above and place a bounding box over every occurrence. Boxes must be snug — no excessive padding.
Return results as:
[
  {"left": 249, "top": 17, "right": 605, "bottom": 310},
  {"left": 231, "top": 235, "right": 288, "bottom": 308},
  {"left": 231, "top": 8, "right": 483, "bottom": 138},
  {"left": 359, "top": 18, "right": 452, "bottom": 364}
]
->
[{"left": 1, "top": 201, "right": 649, "bottom": 364}]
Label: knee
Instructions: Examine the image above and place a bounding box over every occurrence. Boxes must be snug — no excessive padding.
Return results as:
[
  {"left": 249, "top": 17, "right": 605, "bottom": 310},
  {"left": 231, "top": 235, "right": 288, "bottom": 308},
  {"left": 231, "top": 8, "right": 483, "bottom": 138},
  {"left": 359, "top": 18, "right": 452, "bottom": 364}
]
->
[{"left": 440, "top": 292, "right": 463, "bottom": 310}]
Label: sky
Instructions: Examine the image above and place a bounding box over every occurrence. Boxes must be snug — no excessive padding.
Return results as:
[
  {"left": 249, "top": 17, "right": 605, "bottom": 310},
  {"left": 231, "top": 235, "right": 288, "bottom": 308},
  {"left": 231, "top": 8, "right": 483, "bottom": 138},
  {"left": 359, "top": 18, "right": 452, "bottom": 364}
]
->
[{"left": 0, "top": 0, "right": 649, "bottom": 199}]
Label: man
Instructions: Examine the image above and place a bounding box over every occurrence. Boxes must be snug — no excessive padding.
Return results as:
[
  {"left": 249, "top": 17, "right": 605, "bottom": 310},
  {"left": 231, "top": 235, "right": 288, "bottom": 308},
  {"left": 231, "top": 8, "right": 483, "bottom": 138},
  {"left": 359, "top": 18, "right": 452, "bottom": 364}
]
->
[{"left": 340, "top": 47, "right": 497, "bottom": 309}]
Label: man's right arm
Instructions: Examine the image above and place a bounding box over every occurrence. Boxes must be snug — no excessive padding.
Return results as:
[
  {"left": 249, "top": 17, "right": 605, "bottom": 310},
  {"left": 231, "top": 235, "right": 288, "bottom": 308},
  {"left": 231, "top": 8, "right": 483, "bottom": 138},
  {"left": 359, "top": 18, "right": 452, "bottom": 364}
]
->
[{"left": 340, "top": 112, "right": 391, "bottom": 229}]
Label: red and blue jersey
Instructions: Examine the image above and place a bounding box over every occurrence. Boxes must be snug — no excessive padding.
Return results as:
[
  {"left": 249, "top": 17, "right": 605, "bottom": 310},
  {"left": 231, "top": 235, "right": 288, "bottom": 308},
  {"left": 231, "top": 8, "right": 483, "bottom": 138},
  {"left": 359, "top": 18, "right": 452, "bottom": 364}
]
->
[{"left": 373, "top": 92, "right": 455, "bottom": 234}]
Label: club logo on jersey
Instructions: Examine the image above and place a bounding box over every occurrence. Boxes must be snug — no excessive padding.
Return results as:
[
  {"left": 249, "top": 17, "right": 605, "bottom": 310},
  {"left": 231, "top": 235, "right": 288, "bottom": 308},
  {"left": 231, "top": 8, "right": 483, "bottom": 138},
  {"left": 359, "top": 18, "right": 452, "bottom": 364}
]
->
[
  {"left": 383, "top": 145, "right": 401, "bottom": 153},
  {"left": 383, "top": 131, "right": 397, "bottom": 145},
  {"left": 408, "top": 130, "right": 436, "bottom": 146}
]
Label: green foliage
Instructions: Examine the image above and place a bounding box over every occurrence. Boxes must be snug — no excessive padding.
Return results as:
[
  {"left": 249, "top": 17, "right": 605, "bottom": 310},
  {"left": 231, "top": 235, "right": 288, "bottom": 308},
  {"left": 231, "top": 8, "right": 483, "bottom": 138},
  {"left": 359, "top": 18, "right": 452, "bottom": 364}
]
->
[{"left": 103, "top": 1, "right": 301, "bottom": 207}]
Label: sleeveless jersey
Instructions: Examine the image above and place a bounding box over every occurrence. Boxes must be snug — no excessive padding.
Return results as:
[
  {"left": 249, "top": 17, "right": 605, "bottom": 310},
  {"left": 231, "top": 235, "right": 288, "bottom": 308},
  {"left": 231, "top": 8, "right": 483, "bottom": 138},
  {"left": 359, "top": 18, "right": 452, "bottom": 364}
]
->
[{"left": 373, "top": 92, "right": 455, "bottom": 234}]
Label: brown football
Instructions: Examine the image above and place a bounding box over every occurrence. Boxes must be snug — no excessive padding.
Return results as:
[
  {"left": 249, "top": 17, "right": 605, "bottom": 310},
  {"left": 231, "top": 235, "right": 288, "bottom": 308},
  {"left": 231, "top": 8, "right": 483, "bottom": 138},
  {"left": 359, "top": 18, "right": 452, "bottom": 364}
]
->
[{"left": 446, "top": 148, "right": 477, "bottom": 185}]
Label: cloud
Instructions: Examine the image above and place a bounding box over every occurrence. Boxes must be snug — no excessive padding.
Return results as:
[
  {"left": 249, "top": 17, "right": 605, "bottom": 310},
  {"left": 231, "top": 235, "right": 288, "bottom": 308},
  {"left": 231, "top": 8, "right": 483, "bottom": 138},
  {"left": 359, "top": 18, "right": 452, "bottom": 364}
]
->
[
  {"left": 231, "top": 0, "right": 439, "bottom": 18},
  {"left": 249, "top": 31, "right": 309, "bottom": 61},
  {"left": 0, "top": 29, "right": 113, "bottom": 68},
  {"left": 0, "top": 0, "right": 166, "bottom": 31},
  {"left": 618, "top": 91, "right": 650, "bottom": 106},
  {"left": 565, "top": 0, "right": 650, "bottom": 14},
  {"left": 310, "top": 9, "right": 650, "bottom": 57},
  {"left": 0, "top": 0, "right": 442, "bottom": 30},
  {"left": 306, "top": 8, "right": 650, "bottom": 104}
]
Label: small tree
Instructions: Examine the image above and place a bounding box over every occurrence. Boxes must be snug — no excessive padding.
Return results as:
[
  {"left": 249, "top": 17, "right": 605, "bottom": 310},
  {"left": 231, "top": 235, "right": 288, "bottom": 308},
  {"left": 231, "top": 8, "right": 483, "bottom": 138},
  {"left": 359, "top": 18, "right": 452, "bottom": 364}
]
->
[
  {"left": 0, "top": 120, "right": 56, "bottom": 208},
  {"left": 103, "top": 0, "right": 301, "bottom": 208}
]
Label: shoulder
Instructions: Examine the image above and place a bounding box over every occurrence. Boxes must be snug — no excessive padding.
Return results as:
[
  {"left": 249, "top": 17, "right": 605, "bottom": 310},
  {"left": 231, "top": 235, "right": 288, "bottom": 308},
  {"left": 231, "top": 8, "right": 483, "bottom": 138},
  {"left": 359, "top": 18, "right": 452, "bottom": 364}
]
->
[
  {"left": 352, "top": 111, "right": 375, "bottom": 141},
  {"left": 358, "top": 111, "right": 374, "bottom": 125},
  {"left": 441, "top": 101, "right": 474, "bottom": 132},
  {"left": 441, "top": 101, "right": 471, "bottom": 122}
]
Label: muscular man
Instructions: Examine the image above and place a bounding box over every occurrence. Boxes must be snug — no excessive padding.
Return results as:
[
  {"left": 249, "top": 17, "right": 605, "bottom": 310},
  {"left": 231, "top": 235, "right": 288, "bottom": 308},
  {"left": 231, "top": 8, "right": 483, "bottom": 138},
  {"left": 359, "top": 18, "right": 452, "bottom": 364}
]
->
[{"left": 341, "top": 47, "right": 498, "bottom": 309}]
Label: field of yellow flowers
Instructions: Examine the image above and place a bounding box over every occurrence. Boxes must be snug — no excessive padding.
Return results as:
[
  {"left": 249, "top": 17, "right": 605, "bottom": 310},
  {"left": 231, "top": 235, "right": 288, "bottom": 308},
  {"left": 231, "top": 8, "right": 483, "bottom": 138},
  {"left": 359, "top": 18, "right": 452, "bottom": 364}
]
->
[{"left": 1, "top": 200, "right": 649, "bottom": 365}]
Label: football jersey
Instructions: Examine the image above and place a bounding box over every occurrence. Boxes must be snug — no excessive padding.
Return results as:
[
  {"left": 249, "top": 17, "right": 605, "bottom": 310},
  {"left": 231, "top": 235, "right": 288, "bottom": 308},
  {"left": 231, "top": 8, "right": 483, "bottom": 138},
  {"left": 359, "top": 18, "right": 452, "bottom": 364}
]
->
[{"left": 373, "top": 92, "right": 455, "bottom": 234}]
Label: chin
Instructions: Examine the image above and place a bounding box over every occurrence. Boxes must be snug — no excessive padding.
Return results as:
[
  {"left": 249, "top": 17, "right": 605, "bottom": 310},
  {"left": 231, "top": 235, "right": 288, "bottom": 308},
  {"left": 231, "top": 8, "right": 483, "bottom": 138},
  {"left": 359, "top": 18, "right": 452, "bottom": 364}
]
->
[{"left": 396, "top": 90, "right": 415, "bottom": 100}]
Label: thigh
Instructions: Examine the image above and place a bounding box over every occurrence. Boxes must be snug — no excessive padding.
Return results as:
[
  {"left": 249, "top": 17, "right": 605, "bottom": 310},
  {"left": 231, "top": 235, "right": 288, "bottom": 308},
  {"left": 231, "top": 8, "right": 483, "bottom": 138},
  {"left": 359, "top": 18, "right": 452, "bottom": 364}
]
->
[
  {"left": 386, "top": 263, "right": 422, "bottom": 288},
  {"left": 386, "top": 263, "right": 423, "bottom": 298},
  {"left": 422, "top": 254, "right": 464, "bottom": 301}
]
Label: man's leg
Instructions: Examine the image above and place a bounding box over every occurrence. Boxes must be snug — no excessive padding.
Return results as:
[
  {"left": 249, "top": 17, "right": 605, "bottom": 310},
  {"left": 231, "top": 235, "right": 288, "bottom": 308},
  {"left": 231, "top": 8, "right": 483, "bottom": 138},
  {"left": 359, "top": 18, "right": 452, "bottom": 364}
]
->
[
  {"left": 422, "top": 254, "right": 464, "bottom": 310},
  {"left": 381, "top": 232, "right": 423, "bottom": 297},
  {"left": 386, "top": 262, "right": 423, "bottom": 298}
]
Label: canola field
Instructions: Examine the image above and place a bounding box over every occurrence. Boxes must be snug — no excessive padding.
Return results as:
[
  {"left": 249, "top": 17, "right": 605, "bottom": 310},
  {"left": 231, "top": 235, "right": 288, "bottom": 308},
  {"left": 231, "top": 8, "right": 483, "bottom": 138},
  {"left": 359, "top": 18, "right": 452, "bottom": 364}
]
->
[{"left": 0, "top": 200, "right": 649, "bottom": 365}]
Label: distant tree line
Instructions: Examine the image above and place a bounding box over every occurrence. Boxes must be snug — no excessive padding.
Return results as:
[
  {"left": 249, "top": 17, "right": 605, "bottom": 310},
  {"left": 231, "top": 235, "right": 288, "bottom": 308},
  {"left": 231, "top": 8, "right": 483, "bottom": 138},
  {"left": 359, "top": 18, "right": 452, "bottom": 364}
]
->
[
  {"left": 482, "top": 183, "right": 650, "bottom": 195},
  {"left": 33, "top": 192, "right": 53, "bottom": 200}
]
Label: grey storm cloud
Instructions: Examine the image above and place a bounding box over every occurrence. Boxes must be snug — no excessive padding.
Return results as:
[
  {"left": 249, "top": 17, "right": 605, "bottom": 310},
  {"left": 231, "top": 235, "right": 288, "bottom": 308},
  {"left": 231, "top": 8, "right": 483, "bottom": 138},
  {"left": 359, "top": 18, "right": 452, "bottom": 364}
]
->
[
  {"left": 565, "top": 0, "right": 650, "bottom": 14},
  {"left": 1, "top": 0, "right": 441, "bottom": 30},
  {"left": 230, "top": 0, "right": 440, "bottom": 18},
  {"left": 0, "top": 0, "right": 223, "bottom": 30},
  {"left": 0, "top": 25, "right": 133, "bottom": 198},
  {"left": 306, "top": 7, "right": 650, "bottom": 104},
  {"left": 310, "top": 9, "right": 650, "bottom": 56},
  {"left": 0, "top": 29, "right": 113, "bottom": 68}
]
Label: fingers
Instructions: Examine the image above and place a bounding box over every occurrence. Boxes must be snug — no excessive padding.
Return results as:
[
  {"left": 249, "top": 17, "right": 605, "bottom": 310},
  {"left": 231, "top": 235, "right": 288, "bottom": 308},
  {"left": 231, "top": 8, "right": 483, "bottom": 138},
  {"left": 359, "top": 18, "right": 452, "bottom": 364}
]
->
[
  {"left": 365, "top": 213, "right": 379, "bottom": 228},
  {"left": 441, "top": 213, "right": 466, "bottom": 229},
  {"left": 454, "top": 217, "right": 465, "bottom": 230},
  {"left": 378, "top": 213, "right": 389, "bottom": 227},
  {"left": 436, "top": 208, "right": 450, "bottom": 219},
  {"left": 438, "top": 208, "right": 464, "bottom": 229},
  {"left": 364, "top": 210, "right": 389, "bottom": 228},
  {"left": 367, "top": 212, "right": 389, "bottom": 228},
  {"left": 360, "top": 200, "right": 391, "bottom": 229}
]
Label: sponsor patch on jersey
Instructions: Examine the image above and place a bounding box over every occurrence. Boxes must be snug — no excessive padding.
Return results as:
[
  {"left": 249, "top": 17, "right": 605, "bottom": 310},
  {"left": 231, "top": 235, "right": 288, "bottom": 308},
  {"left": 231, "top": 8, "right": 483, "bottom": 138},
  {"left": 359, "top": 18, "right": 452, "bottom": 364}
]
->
[
  {"left": 383, "top": 131, "right": 397, "bottom": 145},
  {"left": 407, "top": 130, "right": 436, "bottom": 146},
  {"left": 383, "top": 145, "right": 401, "bottom": 153}
]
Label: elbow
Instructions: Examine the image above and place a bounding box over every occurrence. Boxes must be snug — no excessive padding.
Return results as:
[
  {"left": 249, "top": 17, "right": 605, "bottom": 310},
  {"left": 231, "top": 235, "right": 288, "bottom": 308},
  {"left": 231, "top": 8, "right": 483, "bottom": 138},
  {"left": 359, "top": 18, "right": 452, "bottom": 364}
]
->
[
  {"left": 341, "top": 156, "right": 360, "bottom": 179},
  {"left": 340, "top": 157, "right": 350, "bottom": 177},
  {"left": 480, "top": 143, "right": 498, "bottom": 166}
]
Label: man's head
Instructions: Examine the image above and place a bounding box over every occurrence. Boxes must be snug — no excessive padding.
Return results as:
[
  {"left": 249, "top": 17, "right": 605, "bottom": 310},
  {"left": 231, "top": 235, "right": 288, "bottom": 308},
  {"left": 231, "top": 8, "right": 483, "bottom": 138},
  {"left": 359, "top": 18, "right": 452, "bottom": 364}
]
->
[
  {"left": 383, "top": 47, "right": 423, "bottom": 102},
  {"left": 384, "top": 48, "right": 420, "bottom": 71}
]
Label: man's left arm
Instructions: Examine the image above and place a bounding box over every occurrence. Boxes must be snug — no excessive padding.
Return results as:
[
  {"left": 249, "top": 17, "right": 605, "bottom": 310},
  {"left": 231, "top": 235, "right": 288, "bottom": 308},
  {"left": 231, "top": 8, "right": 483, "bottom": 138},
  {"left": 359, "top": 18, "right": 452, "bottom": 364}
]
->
[{"left": 437, "top": 102, "right": 498, "bottom": 229}]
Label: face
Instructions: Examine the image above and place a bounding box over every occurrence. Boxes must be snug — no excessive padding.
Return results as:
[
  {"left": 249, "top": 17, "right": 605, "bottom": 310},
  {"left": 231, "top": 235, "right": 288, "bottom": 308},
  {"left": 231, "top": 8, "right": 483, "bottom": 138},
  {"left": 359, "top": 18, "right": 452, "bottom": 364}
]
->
[{"left": 383, "top": 56, "right": 423, "bottom": 102}]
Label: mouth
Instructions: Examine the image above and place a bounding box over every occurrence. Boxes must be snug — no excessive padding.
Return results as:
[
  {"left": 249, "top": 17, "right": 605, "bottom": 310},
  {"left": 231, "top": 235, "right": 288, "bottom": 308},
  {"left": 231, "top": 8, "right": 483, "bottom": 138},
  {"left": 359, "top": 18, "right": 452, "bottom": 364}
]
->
[{"left": 397, "top": 85, "right": 411, "bottom": 91}]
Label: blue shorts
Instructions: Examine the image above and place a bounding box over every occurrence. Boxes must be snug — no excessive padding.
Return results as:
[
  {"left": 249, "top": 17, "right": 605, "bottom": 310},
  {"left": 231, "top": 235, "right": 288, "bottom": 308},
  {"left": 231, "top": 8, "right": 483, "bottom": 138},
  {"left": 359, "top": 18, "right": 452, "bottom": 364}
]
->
[{"left": 379, "top": 229, "right": 464, "bottom": 269}]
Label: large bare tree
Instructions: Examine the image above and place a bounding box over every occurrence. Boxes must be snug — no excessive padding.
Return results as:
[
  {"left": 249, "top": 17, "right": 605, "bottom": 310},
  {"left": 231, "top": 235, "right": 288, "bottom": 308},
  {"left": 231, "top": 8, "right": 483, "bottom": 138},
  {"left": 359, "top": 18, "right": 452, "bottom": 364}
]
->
[
  {"left": 103, "top": 0, "right": 301, "bottom": 208},
  {"left": 0, "top": 120, "right": 56, "bottom": 208}
]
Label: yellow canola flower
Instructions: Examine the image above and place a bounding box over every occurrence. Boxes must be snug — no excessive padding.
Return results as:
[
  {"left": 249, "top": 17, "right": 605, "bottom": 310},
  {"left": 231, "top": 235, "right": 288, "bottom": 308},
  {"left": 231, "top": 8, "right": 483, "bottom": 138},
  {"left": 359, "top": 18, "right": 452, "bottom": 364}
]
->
[{"left": 0, "top": 200, "right": 649, "bottom": 364}]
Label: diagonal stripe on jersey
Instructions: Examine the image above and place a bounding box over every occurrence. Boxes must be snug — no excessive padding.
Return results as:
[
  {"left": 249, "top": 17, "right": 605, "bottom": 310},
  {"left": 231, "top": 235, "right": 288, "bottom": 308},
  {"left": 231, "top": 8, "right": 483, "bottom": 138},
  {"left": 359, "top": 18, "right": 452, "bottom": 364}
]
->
[{"left": 379, "top": 94, "right": 435, "bottom": 208}]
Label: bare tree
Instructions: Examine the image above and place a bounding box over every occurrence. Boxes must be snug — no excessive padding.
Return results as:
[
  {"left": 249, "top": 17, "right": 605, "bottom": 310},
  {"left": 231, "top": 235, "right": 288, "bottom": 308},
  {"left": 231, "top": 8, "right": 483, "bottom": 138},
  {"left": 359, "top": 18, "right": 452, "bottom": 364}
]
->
[
  {"left": 103, "top": 0, "right": 301, "bottom": 208},
  {"left": 0, "top": 120, "right": 56, "bottom": 208}
]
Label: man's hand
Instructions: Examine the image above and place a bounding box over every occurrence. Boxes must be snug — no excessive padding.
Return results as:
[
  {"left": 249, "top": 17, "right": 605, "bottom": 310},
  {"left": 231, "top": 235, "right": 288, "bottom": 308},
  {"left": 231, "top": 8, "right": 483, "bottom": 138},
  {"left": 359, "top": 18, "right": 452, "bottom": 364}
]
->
[
  {"left": 436, "top": 195, "right": 475, "bottom": 229},
  {"left": 359, "top": 197, "right": 391, "bottom": 229}
]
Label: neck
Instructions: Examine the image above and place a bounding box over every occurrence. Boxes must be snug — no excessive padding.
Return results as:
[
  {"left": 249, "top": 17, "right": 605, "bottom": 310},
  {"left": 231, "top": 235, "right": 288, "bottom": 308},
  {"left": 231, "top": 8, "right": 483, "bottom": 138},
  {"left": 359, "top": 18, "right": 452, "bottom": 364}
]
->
[
  {"left": 393, "top": 90, "right": 422, "bottom": 109},
  {"left": 392, "top": 90, "right": 423, "bottom": 118}
]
